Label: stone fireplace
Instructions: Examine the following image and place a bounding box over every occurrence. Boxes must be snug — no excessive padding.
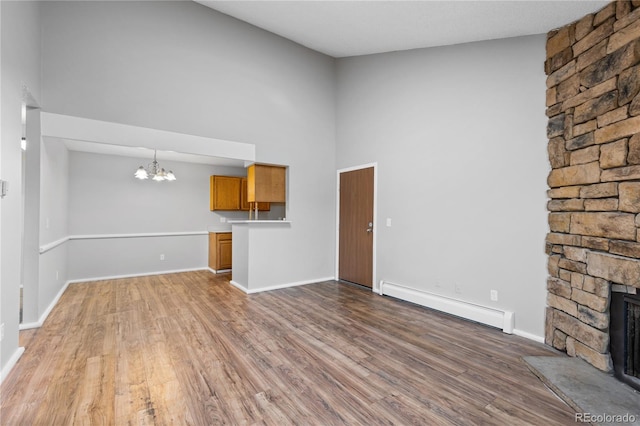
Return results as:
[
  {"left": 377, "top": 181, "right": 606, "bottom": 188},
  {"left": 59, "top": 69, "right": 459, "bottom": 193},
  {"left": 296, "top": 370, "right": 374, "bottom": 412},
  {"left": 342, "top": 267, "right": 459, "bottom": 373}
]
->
[{"left": 544, "top": 0, "right": 640, "bottom": 375}]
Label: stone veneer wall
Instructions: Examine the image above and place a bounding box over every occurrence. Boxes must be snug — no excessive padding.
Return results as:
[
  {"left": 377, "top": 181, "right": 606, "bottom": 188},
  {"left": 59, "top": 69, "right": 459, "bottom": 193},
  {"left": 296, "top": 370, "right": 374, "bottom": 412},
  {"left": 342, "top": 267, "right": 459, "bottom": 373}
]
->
[{"left": 544, "top": 0, "right": 640, "bottom": 372}]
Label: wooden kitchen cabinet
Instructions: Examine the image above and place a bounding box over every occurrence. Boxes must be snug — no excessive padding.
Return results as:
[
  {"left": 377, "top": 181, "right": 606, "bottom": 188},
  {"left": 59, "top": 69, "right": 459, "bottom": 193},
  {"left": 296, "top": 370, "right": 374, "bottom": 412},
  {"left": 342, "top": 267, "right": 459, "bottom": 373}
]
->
[
  {"left": 247, "top": 164, "right": 286, "bottom": 203},
  {"left": 240, "top": 178, "right": 270, "bottom": 211},
  {"left": 210, "top": 176, "right": 241, "bottom": 211},
  {"left": 209, "top": 232, "right": 232, "bottom": 271}
]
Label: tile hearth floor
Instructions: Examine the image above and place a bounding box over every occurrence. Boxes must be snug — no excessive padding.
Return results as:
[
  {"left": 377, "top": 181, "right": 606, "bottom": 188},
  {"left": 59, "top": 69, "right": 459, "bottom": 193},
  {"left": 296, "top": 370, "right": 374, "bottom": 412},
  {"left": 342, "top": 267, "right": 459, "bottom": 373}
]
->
[{"left": 524, "top": 356, "right": 640, "bottom": 426}]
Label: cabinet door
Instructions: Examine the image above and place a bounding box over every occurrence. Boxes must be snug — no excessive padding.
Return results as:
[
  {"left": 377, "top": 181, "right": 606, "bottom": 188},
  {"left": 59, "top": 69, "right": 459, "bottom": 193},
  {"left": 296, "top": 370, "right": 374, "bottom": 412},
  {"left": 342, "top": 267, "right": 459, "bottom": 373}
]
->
[
  {"left": 210, "top": 176, "right": 241, "bottom": 210},
  {"left": 240, "top": 178, "right": 270, "bottom": 211},
  {"left": 217, "top": 239, "right": 232, "bottom": 270},
  {"left": 247, "top": 164, "right": 286, "bottom": 203},
  {"left": 208, "top": 233, "right": 217, "bottom": 270}
]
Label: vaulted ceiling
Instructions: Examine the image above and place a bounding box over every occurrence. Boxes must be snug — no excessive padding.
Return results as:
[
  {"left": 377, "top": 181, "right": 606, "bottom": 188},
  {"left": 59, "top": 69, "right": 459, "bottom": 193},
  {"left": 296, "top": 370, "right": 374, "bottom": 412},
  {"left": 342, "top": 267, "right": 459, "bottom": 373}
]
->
[{"left": 197, "top": 0, "right": 609, "bottom": 58}]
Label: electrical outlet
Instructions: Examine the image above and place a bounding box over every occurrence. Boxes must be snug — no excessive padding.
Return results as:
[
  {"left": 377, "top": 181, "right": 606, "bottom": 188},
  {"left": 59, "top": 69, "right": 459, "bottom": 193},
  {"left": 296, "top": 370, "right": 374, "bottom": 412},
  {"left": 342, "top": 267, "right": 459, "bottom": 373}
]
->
[
  {"left": 386, "top": 218, "right": 392, "bottom": 227},
  {"left": 160, "top": 254, "right": 165, "bottom": 261},
  {"left": 454, "top": 283, "right": 462, "bottom": 294},
  {"left": 490, "top": 290, "right": 499, "bottom": 301},
  {"left": 0, "top": 323, "right": 4, "bottom": 342},
  {"left": 220, "top": 217, "right": 226, "bottom": 223}
]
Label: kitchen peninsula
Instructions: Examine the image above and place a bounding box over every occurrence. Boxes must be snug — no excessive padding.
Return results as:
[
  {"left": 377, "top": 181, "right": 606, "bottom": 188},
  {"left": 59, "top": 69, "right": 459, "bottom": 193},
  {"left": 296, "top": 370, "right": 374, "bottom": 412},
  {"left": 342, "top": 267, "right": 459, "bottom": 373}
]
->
[
  {"left": 209, "top": 163, "right": 290, "bottom": 292},
  {"left": 228, "top": 219, "right": 292, "bottom": 293}
]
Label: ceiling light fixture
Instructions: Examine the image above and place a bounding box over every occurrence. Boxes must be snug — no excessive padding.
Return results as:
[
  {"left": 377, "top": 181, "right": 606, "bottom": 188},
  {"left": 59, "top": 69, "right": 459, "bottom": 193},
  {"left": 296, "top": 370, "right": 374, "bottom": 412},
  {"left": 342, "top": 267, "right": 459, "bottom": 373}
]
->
[{"left": 134, "top": 150, "right": 176, "bottom": 181}]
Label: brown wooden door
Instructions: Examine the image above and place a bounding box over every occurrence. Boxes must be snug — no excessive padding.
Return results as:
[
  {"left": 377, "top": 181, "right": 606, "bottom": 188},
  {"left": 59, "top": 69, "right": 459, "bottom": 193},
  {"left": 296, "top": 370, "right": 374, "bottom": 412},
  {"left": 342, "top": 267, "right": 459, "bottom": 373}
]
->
[{"left": 339, "top": 167, "right": 374, "bottom": 287}]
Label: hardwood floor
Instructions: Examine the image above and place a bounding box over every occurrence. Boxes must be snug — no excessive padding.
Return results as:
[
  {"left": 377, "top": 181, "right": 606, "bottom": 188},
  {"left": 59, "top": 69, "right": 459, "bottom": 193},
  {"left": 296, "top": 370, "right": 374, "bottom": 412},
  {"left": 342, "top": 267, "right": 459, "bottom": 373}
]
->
[{"left": 1, "top": 271, "right": 575, "bottom": 425}]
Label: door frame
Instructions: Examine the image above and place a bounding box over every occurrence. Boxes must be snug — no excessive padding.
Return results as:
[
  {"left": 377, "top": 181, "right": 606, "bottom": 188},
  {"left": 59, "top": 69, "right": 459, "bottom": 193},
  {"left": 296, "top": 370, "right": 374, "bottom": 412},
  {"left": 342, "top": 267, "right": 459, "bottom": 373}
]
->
[{"left": 335, "top": 163, "right": 377, "bottom": 292}]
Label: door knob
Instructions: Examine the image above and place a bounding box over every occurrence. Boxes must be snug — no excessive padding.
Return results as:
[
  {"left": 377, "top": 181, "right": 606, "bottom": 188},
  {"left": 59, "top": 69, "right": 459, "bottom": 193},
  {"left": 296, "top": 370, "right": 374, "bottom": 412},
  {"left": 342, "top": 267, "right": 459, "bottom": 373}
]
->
[{"left": 366, "top": 222, "right": 373, "bottom": 233}]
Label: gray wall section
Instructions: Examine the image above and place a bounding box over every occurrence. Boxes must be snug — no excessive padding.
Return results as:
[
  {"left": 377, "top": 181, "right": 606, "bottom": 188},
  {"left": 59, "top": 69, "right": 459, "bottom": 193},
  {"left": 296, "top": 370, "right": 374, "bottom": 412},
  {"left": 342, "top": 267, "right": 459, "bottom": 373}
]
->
[
  {"left": 1, "top": 0, "right": 41, "bottom": 375},
  {"left": 40, "top": 1, "right": 337, "bottom": 151},
  {"left": 336, "top": 35, "right": 550, "bottom": 337},
  {"left": 36, "top": 137, "right": 69, "bottom": 321},
  {"left": 41, "top": 1, "right": 337, "bottom": 287},
  {"left": 68, "top": 151, "right": 238, "bottom": 235},
  {"left": 67, "top": 236, "right": 207, "bottom": 281},
  {"left": 40, "top": 138, "right": 69, "bottom": 245}
]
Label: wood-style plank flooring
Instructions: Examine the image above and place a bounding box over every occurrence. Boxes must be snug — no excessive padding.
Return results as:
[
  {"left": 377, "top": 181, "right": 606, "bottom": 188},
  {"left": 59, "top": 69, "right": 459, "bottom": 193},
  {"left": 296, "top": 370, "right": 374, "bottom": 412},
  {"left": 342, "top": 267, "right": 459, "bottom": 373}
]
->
[{"left": 1, "top": 271, "right": 575, "bottom": 425}]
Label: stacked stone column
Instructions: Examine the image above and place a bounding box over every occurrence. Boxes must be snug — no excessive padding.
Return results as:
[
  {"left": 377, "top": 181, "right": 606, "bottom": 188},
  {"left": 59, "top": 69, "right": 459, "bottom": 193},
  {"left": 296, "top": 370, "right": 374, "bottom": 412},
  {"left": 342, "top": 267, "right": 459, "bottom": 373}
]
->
[{"left": 545, "top": 0, "right": 640, "bottom": 372}]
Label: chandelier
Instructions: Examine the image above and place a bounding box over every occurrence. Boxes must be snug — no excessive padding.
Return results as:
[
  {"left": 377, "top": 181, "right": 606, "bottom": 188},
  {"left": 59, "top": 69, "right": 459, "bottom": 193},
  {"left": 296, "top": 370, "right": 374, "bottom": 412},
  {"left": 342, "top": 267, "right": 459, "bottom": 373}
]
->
[{"left": 134, "top": 150, "right": 176, "bottom": 181}]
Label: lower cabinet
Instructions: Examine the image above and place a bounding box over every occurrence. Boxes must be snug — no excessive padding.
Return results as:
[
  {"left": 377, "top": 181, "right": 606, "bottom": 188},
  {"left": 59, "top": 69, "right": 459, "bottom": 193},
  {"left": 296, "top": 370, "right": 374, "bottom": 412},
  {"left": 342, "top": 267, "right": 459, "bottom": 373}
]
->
[{"left": 209, "top": 232, "right": 232, "bottom": 271}]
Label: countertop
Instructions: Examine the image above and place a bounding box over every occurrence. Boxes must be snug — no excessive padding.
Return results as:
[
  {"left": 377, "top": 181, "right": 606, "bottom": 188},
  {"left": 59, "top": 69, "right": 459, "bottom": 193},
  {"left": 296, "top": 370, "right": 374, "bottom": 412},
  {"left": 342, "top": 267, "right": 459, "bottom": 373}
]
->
[
  {"left": 227, "top": 220, "right": 291, "bottom": 224},
  {"left": 207, "top": 226, "right": 232, "bottom": 233}
]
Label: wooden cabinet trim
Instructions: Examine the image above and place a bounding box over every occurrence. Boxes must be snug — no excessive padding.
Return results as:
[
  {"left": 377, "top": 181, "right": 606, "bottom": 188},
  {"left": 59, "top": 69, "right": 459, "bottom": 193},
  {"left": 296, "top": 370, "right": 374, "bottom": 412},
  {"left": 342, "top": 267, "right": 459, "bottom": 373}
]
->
[{"left": 208, "top": 232, "right": 232, "bottom": 271}]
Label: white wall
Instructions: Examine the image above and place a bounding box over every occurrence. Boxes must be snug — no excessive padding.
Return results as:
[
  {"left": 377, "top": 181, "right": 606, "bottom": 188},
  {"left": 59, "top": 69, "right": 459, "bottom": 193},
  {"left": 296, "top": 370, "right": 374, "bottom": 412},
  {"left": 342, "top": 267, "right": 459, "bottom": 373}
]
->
[
  {"left": 41, "top": 0, "right": 337, "bottom": 287},
  {"left": 35, "top": 136, "right": 69, "bottom": 322},
  {"left": 40, "top": 138, "right": 69, "bottom": 245},
  {"left": 0, "top": 0, "right": 41, "bottom": 378},
  {"left": 336, "top": 35, "right": 550, "bottom": 337},
  {"left": 69, "top": 151, "right": 233, "bottom": 234}
]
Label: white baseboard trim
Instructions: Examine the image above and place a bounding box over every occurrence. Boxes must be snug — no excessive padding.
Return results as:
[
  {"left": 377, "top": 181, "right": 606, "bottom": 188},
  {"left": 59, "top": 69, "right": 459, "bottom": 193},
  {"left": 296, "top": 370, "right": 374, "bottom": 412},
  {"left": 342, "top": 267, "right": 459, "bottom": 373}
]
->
[
  {"left": 380, "top": 280, "right": 515, "bottom": 334},
  {"left": 0, "top": 347, "right": 25, "bottom": 384},
  {"left": 66, "top": 267, "right": 209, "bottom": 284},
  {"left": 20, "top": 279, "right": 72, "bottom": 330},
  {"left": 19, "top": 322, "right": 42, "bottom": 330},
  {"left": 513, "top": 329, "right": 545, "bottom": 343},
  {"left": 230, "top": 276, "right": 335, "bottom": 294},
  {"left": 209, "top": 268, "right": 231, "bottom": 274},
  {"left": 229, "top": 280, "right": 249, "bottom": 293}
]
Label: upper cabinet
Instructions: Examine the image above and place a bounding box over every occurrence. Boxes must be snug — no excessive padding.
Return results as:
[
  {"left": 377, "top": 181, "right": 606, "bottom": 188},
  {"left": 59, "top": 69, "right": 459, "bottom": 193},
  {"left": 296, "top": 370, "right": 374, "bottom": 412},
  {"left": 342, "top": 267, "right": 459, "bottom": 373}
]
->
[
  {"left": 210, "top": 175, "right": 241, "bottom": 210},
  {"left": 247, "top": 164, "right": 286, "bottom": 203},
  {"left": 210, "top": 164, "right": 285, "bottom": 212},
  {"left": 240, "top": 178, "right": 270, "bottom": 211},
  {"left": 210, "top": 175, "right": 271, "bottom": 211}
]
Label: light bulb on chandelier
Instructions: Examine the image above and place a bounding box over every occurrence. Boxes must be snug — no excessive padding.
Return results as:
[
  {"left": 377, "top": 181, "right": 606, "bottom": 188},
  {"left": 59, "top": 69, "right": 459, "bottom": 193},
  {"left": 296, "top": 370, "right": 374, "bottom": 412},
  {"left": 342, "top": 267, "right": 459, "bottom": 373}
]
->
[{"left": 134, "top": 150, "right": 176, "bottom": 182}]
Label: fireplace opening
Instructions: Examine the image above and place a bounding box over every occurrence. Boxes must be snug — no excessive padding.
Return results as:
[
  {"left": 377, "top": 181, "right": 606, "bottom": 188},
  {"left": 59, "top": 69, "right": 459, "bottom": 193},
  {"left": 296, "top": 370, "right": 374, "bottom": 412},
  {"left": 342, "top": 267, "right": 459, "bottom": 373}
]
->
[{"left": 611, "top": 292, "right": 640, "bottom": 392}]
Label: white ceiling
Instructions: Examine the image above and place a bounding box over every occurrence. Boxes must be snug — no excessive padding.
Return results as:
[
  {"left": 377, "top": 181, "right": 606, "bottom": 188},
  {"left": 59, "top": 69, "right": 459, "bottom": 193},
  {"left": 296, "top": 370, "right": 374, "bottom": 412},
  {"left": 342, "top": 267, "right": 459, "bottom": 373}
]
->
[{"left": 197, "top": 0, "right": 610, "bottom": 58}]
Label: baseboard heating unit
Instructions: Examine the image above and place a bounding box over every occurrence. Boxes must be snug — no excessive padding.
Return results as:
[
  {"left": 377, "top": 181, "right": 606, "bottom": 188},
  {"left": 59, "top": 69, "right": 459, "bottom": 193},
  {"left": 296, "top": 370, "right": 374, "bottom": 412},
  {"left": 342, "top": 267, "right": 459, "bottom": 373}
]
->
[{"left": 379, "top": 280, "right": 514, "bottom": 334}]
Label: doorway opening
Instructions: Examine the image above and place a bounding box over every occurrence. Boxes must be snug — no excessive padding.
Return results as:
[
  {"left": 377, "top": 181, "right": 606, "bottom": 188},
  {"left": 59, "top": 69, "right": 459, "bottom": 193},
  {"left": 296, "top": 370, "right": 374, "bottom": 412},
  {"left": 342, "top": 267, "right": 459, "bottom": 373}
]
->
[{"left": 20, "top": 87, "right": 41, "bottom": 325}]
